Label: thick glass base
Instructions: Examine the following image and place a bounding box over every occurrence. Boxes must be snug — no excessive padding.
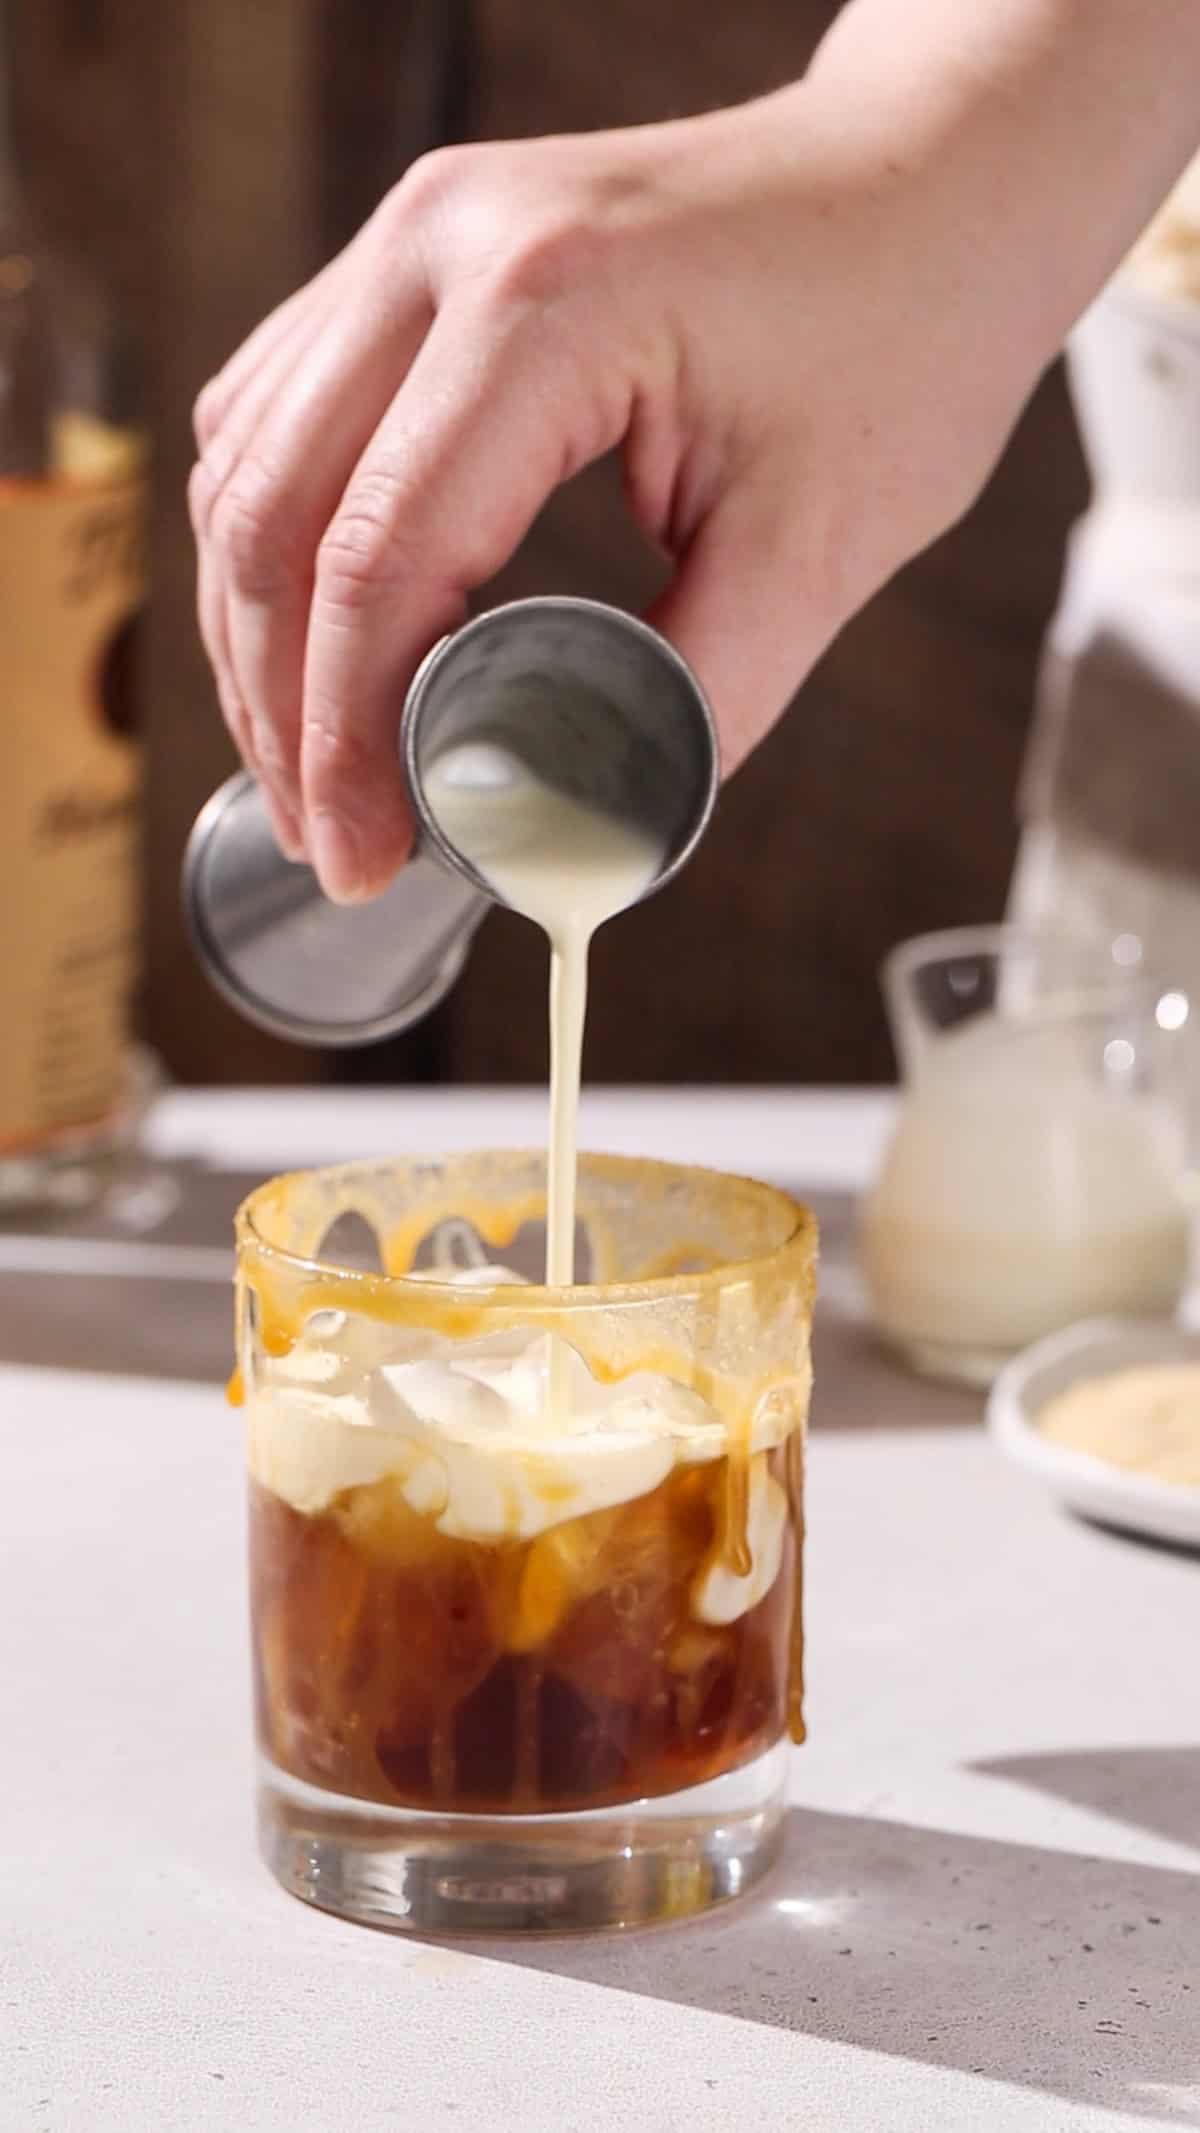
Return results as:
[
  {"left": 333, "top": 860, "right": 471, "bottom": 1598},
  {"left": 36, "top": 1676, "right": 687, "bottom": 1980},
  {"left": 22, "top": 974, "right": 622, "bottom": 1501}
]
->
[{"left": 258, "top": 1739, "right": 789, "bottom": 1935}]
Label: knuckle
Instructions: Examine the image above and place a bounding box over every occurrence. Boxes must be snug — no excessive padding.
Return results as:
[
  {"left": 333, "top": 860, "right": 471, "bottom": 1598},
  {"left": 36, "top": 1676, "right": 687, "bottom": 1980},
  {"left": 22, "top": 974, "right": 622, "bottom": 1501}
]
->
[
  {"left": 210, "top": 461, "right": 295, "bottom": 600},
  {"left": 315, "top": 479, "right": 410, "bottom": 610},
  {"left": 489, "top": 215, "right": 601, "bottom": 312},
  {"left": 303, "top": 706, "right": 381, "bottom": 795},
  {"left": 387, "top": 144, "right": 479, "bottom": 228}
]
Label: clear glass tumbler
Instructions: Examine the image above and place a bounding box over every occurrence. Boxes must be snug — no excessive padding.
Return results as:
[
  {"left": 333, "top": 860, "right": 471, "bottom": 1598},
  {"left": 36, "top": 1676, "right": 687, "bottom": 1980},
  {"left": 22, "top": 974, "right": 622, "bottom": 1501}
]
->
[
  {"left": 861, "top": 925, "right": 1192, "bottom": 1385},
  {"left": 235, "top": 1150, "right": 816, "bottom": 1934}
]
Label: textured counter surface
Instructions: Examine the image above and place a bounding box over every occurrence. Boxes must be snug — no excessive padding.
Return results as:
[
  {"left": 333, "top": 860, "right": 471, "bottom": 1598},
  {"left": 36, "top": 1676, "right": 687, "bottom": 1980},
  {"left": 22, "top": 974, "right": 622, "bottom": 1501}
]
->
[{"left": 4, "top": 1090, "right": 1197, "bottom": 2133}]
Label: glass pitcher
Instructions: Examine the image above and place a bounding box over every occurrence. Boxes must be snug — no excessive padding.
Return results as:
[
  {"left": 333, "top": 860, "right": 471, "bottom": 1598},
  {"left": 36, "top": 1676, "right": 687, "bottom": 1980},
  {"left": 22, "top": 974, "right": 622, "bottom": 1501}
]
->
[{"left": 860, "top": 926, "right": 1192, "bottom": 1385}]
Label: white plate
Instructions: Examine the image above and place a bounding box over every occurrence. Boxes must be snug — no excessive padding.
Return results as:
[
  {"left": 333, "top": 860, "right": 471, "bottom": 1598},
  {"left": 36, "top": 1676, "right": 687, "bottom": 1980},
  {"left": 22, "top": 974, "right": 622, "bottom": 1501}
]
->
[{"left": 988, "top": 1317, "right": 1200, "bottom": 1548}]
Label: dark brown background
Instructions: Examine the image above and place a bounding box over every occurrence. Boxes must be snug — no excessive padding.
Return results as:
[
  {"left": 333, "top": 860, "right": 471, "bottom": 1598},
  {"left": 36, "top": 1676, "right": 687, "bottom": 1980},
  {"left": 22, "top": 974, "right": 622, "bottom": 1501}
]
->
[{"left": 10, "top": 0, "right": 1088, "bottom": 1088}]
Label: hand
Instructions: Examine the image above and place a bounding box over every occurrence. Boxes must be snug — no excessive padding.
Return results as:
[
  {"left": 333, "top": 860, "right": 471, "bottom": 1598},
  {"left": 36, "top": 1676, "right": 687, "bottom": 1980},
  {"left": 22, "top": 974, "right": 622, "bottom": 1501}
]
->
[{"left": 190, "top": 3, "right": 1200, "bottom": 902}]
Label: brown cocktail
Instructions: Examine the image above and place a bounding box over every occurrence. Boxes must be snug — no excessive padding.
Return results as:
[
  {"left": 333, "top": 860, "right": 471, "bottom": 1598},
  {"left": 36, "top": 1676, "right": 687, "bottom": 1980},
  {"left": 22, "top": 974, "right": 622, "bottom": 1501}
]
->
[{"left": 237, "top": 1150, "right": 815, "bottom": 1933}]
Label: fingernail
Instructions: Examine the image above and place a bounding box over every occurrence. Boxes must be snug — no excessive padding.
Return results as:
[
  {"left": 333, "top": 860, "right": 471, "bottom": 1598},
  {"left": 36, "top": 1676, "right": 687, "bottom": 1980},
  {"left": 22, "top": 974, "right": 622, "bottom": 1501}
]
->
[{"left": 311, "top": 812, "right": 367, "bottom": 903}]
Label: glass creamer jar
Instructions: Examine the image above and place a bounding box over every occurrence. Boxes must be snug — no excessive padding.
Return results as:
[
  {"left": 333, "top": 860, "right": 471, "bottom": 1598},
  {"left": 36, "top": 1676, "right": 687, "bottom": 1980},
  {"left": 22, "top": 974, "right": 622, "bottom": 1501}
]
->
[
  {"left": 860, "top": 927, "right": 1192, "bottom": 1385},
  {"left": 236, "top": 1149, "right": 816, "bottom": 1935}
]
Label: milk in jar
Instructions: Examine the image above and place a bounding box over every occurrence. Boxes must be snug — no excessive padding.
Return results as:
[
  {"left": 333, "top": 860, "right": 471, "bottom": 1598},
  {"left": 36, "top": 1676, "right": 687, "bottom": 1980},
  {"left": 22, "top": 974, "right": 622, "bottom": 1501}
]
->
[{"left": 861, "top": 943, "right": 1191, "bottom": 1381}]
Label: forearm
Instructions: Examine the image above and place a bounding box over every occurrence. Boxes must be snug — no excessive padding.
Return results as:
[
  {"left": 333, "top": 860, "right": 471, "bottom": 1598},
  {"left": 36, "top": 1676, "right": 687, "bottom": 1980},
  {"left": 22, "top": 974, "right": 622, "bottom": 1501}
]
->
[{"left": 791, "top": 0, "right": 1200, "bottom": 372}]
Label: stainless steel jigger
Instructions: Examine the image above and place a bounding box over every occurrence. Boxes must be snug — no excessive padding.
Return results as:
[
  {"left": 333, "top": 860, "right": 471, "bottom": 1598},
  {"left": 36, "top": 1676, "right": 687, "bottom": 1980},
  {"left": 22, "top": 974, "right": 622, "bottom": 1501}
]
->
[{"left": 183, "top": 595, "right": 718, "bottom": 1047}]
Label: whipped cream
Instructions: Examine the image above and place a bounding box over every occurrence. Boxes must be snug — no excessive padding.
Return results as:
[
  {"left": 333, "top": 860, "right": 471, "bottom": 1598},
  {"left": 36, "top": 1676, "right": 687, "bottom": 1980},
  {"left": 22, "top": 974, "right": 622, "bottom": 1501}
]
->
[
  {"left": 244, "top": 1278, "right": 806, "bottom": 1623},
  {"left": 693, "top": 1462, "right": 788, "bottom": 1627}
]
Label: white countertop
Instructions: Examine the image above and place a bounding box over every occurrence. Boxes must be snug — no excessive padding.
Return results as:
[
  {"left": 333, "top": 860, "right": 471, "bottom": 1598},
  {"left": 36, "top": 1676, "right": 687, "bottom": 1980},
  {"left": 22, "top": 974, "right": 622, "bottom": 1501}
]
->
[{"left": 4, "top": 1088, "right": 1198, "bottom": 2133}]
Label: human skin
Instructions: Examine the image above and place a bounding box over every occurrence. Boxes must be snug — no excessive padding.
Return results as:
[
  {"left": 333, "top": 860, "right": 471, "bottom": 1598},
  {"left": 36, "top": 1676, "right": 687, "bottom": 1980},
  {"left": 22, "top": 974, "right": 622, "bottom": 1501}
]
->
[{"left": 189, "top": 0, "right": 1200, "bottom": 902}]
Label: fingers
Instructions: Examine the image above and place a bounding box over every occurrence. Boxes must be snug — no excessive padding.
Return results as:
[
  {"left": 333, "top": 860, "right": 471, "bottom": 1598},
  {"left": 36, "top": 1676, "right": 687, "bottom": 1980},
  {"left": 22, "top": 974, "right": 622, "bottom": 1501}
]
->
[
  {"left": 302, "top": 291, "right": 627, "bottom": 900},
  {"left": 191, "top": 284, "right": 338, "bottom": 840},
  {"left": 192, "top": 258, "right": 340, "bottom": 453},
  {"left": 192, "top": 253, "right": 432, "bottom": 849},
  {"left": 194, "top": 149, "right": 643, "bottom": 900},
  {"left": 221, "top": 294, "right": 435, "bottom": 840},
  {"left": 197, "top": 545, "right": 307, "bottom": 856},
  {"left": 192, "top": 287, "right": 335, "bottom": 524}
]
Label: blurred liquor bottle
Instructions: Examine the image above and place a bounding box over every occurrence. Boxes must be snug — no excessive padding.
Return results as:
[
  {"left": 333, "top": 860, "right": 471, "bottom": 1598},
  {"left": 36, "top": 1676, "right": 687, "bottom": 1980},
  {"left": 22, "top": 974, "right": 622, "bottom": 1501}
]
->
[{"left": 0, "top": 4, "right": 150, "bottom": 1209}]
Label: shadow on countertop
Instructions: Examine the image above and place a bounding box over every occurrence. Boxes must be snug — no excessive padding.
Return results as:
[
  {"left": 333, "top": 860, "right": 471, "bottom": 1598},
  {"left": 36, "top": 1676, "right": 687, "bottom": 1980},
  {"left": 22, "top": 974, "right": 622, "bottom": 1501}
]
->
[
  {"left": 463, "top": 1749, "right": 1200, "bottom": 2126},
  {"left": 0, "top": 1158, "right": 254, "bottom": 1382},
  {"left": 974, "top": 1744, "right": 1200, "bottom": 1859},
  {"left": 7, "top": 1163, "right": 1195, "bottom": 2117}
]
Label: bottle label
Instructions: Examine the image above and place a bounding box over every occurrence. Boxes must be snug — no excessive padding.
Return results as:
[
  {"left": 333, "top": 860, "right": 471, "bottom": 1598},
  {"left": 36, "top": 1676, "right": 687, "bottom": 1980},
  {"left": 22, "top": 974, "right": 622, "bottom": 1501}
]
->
[{"left": 0, "top": 467, "right": 146, "bottom": 1150}]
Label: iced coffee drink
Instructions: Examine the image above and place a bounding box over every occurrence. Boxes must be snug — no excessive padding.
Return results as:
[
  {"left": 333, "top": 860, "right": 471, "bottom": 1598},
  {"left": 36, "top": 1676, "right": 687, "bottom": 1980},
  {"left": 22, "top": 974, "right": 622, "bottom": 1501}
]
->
[{"left": 236, "top": 1150, "right": 815, "bottom": 1933}]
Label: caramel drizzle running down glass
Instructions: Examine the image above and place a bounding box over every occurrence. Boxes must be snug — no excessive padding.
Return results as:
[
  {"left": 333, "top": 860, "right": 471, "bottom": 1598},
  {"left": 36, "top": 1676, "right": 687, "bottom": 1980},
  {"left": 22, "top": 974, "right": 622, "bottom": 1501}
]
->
[{"left": 236, "top": 1152, "right": 815, "bottom": 1829}]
